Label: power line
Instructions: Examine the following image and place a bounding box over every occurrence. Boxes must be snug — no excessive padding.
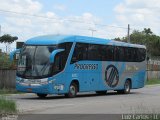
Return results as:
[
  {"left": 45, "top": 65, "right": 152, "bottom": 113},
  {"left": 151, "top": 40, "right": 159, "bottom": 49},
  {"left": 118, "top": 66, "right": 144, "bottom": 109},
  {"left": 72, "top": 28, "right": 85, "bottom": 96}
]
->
[
  {"left": 0, "top": 9, "right": 129, "bottom": 30},
  {"left": 0, "top": 9, "right": 60, "bottom": 21},
  {"left": 94, "top": 23, "right": 128, "bottom": 29},
  {"left": 0, "top": 9, "right": 134, "bottom": 39}
]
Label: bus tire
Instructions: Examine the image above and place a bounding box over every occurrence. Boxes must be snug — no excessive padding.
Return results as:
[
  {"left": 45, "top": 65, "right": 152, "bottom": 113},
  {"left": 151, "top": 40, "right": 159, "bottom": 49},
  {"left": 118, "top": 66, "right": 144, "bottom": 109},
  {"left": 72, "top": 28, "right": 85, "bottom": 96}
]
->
[
  {"left": 65, "top": 82, "right": 78, "bottom": 98},
  {"left": 117, "top": 80, "right": 131, "bottom": 94},
  {"left": 37, "top": 93, "right": 47, "bottom": 98},
  {"left": 96, "top": 91, "right": 107, "bottom": 95}
]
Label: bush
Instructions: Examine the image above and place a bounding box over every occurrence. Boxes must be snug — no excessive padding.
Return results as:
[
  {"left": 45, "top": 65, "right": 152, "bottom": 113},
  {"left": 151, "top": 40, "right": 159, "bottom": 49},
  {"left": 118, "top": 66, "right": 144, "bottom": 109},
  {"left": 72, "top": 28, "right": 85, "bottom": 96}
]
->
[
  {"left": 0, "top": 96, "right": 17, "bottom": 114},
  {"left": 0, "top": 53, "right": 16, "bottom": 70}
]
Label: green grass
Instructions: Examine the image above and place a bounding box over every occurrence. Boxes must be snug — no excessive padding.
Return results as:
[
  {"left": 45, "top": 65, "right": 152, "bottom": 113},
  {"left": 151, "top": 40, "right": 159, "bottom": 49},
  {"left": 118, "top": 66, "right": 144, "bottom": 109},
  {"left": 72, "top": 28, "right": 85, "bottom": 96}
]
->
[
  {"left": 146, "top": 79, "right": 160, "bottom": 85},
  {"left": 0, "top": 96, "right": 17, "bottom": 114},
  {"left": 0, "top": 88, "right": 22, "bottom": 95}
]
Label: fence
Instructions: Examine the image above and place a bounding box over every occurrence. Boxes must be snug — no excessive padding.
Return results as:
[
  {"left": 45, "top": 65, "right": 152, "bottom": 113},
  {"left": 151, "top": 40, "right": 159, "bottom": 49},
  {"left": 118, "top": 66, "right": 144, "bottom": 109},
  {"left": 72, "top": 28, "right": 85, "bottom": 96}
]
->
[
  {"left": 146, "top": 59, "right": 160, "bottom": 79},
  {"left": 0, "top": 70, "right": 16, "bottom": 89},
  {"left": 147, "top": 59, "right": 160, "bottom": 71},
  {"left": 147, "top": 71, "right": 160, "bottom": 79}
]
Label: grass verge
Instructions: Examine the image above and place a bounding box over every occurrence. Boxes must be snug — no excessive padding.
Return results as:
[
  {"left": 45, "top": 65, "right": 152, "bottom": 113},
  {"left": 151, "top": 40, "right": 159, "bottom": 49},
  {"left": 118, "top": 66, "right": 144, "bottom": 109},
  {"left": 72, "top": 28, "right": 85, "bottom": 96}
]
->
[
  {"left": 146, "top": 79, "right": 160, "bottom": 85},
  {"left": 0, "top": 88, "right": 22, "bottom": 95},
  {"left": 0, "top": 96, "right": 17, "bottom": 114}
]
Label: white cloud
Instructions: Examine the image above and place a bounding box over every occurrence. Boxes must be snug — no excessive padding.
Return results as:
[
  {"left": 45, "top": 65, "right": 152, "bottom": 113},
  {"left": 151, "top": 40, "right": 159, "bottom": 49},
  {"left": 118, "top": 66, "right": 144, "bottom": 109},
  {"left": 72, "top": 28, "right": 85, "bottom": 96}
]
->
[
  {"left": 114, "top": 0, "right": 160, "bottom": 34},
  {"left": 0, "top": 0, "right": 129, "bottom": 52},
  {"left": 114, "top": 3, "right": 126, "bottom": 14},
  {"left": 0, "top": 0, "right": 42, "bottom": 14},
  {"left": 53, "top": 4, "right": 66, "bottom": 11},
  {"left": 46, "top": 12, "right": 57, "bottom": 18}
]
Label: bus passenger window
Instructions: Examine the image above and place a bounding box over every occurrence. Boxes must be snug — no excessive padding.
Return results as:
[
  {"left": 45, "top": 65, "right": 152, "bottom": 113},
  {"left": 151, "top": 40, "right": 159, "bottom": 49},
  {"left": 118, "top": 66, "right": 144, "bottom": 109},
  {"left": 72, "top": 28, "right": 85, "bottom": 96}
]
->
[
  {"left": 138, "top": 48, "right": 146, "bottom": 62},
  {"left": 106, "top": 46, "right": 114, "bottom": 61},
  {"left": 100, "top": 45, "right": 114, "bottom": 61},
  {"left": 125, "top": 47, "right": 132, "bottom": 62},
  {"left": 115, "top": 46, "right": 124, "bottom": 61},
  {"left": 88, "top": 44, "right": 101, "bottom": 61},
  {"left": 71, "top": 43, "right": 88, "bottom": 63}
]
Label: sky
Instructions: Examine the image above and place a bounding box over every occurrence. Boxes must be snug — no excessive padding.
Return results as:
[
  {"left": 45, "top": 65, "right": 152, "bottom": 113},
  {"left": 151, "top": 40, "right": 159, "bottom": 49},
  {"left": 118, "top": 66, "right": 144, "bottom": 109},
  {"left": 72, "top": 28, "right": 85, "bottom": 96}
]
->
[{"left": 0, "top": 0, "right": 160, "bottom": 51}]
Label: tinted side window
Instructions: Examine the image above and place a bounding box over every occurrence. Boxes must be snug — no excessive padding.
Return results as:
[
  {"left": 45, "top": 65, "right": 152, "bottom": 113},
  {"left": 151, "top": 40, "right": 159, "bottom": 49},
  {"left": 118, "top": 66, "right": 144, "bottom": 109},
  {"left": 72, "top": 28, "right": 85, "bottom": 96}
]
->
[
  {"left": 71, "top": 43, "right": 88, "bottom": 63},
  {"left": 132, "top": 48, "right": 138, "bottom": 62},
  {"left": 58, "top": 42, "right": 73, "bottom": 66},
  {"left": 124, "top": 47, "right": 146, "bottom": 62},
  {"left": 58, "top": 42, "right": 72, "bottom": 55},
  {"left": 100, "top": 45, "right": 115, "bottom": 61},
  {"left": 100, "top": 45, "right": 107, "bottom": 61},
  {"left": 137, "top": 48, "right": 146, "bottom": 62},
  {"left": 88, "top": 44, "right": 101, "bottom": 60},
  {"left": 106, "top": 45, "right": 114, "bottom": 61},
  {"left": 114, "top": 46, "right": 125, "bottom": 61},
  {"left": 71, "top": 43, "right": 146, "bottom": 63},
  {"left": 125, "top": 47, "right": 132, "bottom": 62},
  {"left": 52, "top": 42, "right": 73, "bottom": 74}
]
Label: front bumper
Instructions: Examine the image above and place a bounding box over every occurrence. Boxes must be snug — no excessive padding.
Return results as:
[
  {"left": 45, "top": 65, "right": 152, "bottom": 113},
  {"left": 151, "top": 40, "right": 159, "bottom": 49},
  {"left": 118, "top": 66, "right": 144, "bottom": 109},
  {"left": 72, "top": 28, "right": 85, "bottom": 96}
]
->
[{"left": 16, "top": 83, "right": 55, "bottom": 94}]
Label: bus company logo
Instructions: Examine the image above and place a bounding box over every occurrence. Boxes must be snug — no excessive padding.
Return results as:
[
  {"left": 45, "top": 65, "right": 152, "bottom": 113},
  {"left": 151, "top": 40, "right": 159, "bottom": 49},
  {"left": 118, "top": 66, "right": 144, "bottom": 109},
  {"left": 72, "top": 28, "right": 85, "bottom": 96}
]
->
[{"left": 105, "top": 65, "right": 119, "bottom": 88}]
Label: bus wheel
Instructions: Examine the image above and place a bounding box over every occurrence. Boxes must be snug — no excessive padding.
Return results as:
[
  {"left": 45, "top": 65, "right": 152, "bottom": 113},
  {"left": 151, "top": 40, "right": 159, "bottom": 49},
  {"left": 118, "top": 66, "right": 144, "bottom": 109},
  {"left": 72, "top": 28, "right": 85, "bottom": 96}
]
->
[
  {"left": 65, "top": 83, "right": 77, "bottom": 98},
  {"left": 96, "top": 91, "right": 107, "bottom": 95},
  {"left": 117, "top": 80, "right": 131, "bottom": 94},
  {"left": 37, "top": 93, "right": 47, "bottom": 98}
]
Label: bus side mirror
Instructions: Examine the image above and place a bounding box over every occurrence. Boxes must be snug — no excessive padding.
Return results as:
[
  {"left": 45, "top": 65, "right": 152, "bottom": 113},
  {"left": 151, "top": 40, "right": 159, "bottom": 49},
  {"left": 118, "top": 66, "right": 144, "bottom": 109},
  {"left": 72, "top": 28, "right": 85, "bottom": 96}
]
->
[
  {"left": 147, "top": 56, "right": 150, "bottom": 61},
  {"left": 10, "top": 49, "right": 20, "bottom": 61},
  {"left": 49, "top": 49, "right": 65, "bottom": 64}
]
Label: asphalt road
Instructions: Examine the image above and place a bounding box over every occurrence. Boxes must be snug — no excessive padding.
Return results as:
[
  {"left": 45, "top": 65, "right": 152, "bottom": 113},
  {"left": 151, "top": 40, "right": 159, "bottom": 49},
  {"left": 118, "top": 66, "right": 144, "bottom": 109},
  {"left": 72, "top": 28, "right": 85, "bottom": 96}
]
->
[{"left": 8, "top": 85, "right": 160, "bottom": 114}]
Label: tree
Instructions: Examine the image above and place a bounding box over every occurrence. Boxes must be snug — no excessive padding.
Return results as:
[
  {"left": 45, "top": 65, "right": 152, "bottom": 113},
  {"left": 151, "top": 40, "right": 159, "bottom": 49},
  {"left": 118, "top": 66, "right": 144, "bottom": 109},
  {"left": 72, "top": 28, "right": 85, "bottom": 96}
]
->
[
  {"left": 0, "top": 34, "right": 18, "bottom": 43},
  {"left": 114, "top": 37, "right": 121, "bottom": 41},
  {"left": 130, "top": 30, "right": 146, "bottom": 44},
  {"left": 114, "top": 28, "right": 160, "bottom": 57},
  {"left": 0, "top": 34, "right": 18, "bottom": 53},
  {"left": 143, "top": 28, "right": 153, "bottom": 35},
  {"left": 148, "top": 35, "right": 160, "bottom": 56}
]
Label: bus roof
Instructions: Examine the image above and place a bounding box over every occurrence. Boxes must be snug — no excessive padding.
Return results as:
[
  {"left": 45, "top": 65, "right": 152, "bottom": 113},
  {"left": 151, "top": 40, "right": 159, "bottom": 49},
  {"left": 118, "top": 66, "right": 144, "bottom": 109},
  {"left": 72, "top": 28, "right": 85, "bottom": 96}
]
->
[{"left": 25, "top": 35, "right": 146, "bottom": 48}]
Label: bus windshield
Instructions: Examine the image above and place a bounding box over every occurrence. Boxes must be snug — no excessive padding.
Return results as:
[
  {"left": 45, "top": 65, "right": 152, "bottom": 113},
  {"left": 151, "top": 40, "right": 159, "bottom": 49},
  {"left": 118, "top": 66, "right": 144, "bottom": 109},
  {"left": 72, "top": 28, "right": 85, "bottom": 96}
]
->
[
  {"left": 17, "top": 42, "right": 73, "bottom": 79},
  {"left": 17, "top": 45, "right": 57, "bottom": 78}
]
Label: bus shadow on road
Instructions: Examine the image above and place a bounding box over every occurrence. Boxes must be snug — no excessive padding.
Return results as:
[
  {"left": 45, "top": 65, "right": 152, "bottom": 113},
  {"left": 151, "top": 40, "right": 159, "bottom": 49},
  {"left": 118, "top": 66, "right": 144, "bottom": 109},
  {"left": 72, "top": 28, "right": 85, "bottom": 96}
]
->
[{"left": 19, "top": 91, "right": 140, "bottom": 100}]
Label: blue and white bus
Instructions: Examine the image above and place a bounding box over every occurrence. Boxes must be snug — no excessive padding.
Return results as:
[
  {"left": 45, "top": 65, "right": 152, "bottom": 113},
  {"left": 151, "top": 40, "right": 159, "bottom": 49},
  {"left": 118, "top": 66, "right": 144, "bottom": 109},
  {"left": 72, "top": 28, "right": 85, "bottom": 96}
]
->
[{"left": 10, "top": 35, "right": 146, "bottom": 98}]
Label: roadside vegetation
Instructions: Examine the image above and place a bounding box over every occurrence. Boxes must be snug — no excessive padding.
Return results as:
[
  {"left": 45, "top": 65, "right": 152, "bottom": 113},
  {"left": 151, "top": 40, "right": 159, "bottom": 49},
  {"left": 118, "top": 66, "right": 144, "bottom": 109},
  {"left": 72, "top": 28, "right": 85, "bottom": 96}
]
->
[
  {"left": 0, "top": 53, "right": 17, "bottom": 70},
  {"left": 0, "top": 96, "right": 17, "bottom": 114},
  {"left": 0, "top": 88, "right": 22, "bottom": 95},
  {"left": 0, "top": 34, "right": 18, "bottom": 69},
  {"left": 146, "top": 79, "right": 160, "bottom": 85}
]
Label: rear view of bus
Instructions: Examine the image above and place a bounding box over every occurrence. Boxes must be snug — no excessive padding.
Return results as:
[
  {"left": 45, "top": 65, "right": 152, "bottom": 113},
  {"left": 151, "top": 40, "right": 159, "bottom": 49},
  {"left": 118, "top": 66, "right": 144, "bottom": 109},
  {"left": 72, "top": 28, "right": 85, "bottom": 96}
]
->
[{"left": 10, "top": 35, "right": 146, "bottom": 98}]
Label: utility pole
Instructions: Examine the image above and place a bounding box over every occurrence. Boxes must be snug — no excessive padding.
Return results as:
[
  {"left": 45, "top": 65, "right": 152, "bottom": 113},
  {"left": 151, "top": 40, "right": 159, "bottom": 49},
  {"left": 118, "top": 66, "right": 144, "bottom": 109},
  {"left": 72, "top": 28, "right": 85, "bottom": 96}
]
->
[
  {"left": 127, "top": 24, "right": 130, "bottom": 43},
  {"left": 89, "top": 28, "right": 97, "bottom": 37}
]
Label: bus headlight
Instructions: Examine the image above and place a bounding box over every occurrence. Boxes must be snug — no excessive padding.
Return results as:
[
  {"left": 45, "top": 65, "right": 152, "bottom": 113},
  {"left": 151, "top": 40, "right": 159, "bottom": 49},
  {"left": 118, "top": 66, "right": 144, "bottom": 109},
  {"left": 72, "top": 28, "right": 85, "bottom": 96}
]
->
[
  {"left": 16, "top": 77, "right": 22, "bottom": 84},
  {"left": 18, "top": 78, "right": 49, "bottom": 86},
  {"left": 40, "top": 78, "right": 48, "bottom": 85},
  {"left": 48, "top": 79, "right": 56, "bottom": 84},
  {"left": 40, "top": 81, "right": 48, "bottom": 85}
]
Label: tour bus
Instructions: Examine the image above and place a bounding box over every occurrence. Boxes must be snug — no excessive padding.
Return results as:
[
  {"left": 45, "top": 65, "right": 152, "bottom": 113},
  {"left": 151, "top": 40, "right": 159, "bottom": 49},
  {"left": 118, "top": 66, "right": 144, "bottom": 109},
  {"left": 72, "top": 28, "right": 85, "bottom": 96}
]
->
[{"left": 10, "top": 35, "right": 146, "bottom": 98}]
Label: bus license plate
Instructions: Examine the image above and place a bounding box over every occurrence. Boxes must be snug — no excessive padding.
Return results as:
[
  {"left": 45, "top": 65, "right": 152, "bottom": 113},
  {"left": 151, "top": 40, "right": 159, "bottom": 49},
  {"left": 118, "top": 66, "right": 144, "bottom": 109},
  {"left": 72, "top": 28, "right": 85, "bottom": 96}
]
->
[{"left": 27, "top": 88, "right": 32, "bottom": 92}]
